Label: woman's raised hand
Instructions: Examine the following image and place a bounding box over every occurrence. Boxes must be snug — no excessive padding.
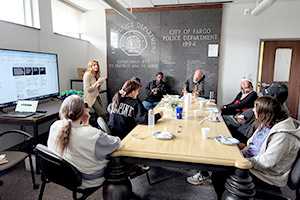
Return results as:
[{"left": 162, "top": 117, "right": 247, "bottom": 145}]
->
[
  {"left": 98, "top": 77, "right": 107, "bottom": 83},
  {"left": 97, "top": 77, "right": 107, "bottom": 87}
]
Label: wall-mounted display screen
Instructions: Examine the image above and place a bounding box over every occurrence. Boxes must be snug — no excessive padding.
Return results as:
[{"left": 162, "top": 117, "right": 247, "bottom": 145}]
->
[{"left": 0, "top": 49, "right": 60, "bottom": 108}]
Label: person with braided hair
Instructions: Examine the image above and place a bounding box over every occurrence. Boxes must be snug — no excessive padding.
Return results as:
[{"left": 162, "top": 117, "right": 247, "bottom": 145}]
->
[
  {"left": 109, "top": 80, "right": 163, "bottom": 140},
  {"left": 47, "top": 95, "right": 122, "bottom": 188},
  {"left": 108, "top": 80, "right": 163, "bottom": 178}
]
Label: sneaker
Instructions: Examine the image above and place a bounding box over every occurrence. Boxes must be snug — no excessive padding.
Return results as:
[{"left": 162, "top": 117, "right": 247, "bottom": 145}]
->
[{"left": 187, "top": 172, "right": 212, "bottom": 185}]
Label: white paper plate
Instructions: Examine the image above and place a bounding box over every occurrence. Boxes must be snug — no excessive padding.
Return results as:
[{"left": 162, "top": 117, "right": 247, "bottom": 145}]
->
[
  {"left": 152, "top": 132, "right": 175, "bottom": 140},
  {"left": 205, "top": 108, "right": 219, "bottom": 113},
  {"left": 206, "top": 102, "right": 216, "bottom": 106},
  {"left": 204, "top": 116, "right": 220, "bottom": 122},
  {"left": 214, "top": 136, "right": 239, "bottom": 145}
]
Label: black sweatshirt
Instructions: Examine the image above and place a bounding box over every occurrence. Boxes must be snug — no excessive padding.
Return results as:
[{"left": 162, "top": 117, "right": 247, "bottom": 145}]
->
[
  {"left": 108, "top": 97, "right": 161, "bottom": 140},
  {"left": 144, "top": 80, "right": 170, "bottom": 103},
  {"left": 222, "top": 91, "right": 258, "bottom": 115}
]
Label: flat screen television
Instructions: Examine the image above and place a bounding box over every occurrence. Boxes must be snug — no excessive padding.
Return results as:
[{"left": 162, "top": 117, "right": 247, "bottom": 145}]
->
[{"left": 0, "top": 49, "right": 60, "bottom": 108}]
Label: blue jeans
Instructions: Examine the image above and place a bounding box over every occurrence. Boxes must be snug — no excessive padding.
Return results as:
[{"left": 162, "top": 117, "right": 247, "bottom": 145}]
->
[{"left": 142, "top": 101, "right": 159, "bottom": 110}]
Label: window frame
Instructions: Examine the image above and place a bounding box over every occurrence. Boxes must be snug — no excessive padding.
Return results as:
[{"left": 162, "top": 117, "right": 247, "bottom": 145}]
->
[
  {"left": 51, "top": 0, "right": 85, "bottom": 39},
  {"left": 0, "top": 0, "right": 40, "bottom": 29}
]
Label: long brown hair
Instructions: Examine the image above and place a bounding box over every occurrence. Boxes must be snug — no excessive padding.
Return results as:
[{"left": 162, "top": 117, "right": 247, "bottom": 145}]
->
[
  {"left": 112, "top": 80, "right": 140, "bottom": 110},
  {"left": 254, "top": 96, "right": 288, "bottom": 129},
  {"left": 86, "top": 60, "right": 100, "bottom": 79},
  {"left": 56, "top": 95, "right": 85, "bottom": 155}
]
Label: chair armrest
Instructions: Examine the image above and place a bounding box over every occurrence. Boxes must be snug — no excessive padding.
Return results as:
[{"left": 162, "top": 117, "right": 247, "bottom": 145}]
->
[{"left": 0, "top": 129, "right": 33, "bottom": 141}]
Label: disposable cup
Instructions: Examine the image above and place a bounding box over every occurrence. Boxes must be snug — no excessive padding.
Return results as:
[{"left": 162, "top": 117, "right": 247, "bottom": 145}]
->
[
  {"left": 199, "top": 101, "right": 206, "bottom": 108},
  {"left": 194, "top": 110, "right": 200, "bottom": 118},
  {"left": 201, "top": 127, "right": 210, "bottom": 139}
]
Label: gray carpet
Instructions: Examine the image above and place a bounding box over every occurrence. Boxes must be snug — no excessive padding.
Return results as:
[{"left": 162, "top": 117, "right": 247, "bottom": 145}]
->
[{"left": 0, "top": 164, "right": 296, "bottom": 200}]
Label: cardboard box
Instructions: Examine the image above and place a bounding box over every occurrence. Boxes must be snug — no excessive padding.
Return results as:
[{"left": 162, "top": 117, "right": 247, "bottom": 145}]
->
[{"left": 77, "top": 68, "right": 87, "bottom": 80}]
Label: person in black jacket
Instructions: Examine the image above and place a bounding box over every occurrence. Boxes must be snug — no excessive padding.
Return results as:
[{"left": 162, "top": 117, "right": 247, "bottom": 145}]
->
[
  {"left": 109, "top": 80, "right": 163, "bottom": 140},
  {"left": 142, "top": 72, "right": 170, "bottom": 110},
  {"left": 221, "top": 76, "right": 258, "bottom": 115}
]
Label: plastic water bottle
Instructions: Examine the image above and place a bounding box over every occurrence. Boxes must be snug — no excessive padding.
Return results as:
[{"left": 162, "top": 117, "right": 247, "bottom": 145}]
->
[
  {"left": 148, "top": 109, "right": 155, "bottom": 134},
  {"left": 209, "top": 91, "right": 214, "bottom": 100}
]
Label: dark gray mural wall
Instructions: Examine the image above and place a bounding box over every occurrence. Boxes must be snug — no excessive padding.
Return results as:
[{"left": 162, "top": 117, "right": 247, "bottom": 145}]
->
[{"left": 106, "top": 5, "right": 222, "bottom": 102}]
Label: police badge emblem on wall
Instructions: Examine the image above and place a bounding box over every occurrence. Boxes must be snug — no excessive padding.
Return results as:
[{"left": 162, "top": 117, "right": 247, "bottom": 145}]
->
[{"left": 120, "top": 30, "right": 147, "bottom": 56}]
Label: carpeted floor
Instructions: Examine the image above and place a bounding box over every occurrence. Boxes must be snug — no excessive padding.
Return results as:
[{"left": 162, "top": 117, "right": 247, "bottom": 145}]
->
[{"left": 0, "top": 164, "right": 296, "bottom": 200}]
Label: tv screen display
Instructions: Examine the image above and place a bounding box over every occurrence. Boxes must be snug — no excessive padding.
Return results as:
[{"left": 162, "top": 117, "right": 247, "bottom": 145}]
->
[{"left": 0, "top": 49, "right": 60, "bottom": 108}]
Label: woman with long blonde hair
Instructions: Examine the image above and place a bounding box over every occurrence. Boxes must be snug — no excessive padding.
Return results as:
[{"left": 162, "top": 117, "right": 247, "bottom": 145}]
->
[
  {"left": 47, "top": 95, "right": 122, "bottom": 188},
  {"left": 83, "top": 60, "right": 107, "bottom": 120}
]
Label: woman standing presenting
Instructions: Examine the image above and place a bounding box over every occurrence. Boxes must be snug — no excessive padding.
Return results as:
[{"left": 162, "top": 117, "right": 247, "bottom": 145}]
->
[{"left": 83, "top": 60, "right": 107, "bottom": 120}]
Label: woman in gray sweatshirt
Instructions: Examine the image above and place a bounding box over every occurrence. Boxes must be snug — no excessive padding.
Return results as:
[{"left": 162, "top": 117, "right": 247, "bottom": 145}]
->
[{"left": 212, "top": 96, "right": 300, "bottom": 199}]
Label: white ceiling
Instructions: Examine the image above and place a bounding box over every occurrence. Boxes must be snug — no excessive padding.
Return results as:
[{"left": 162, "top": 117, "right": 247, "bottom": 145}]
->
[
  {"left": 65, "top": 0, "right": 253, "bottom": 11},
  {"left": 66, "top": 0, "right": 296, "bottom": 11}
]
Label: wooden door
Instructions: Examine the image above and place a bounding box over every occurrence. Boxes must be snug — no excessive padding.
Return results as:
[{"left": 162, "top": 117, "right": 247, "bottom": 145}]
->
[{"left": 258, "top": 40, "right": 300, "bottom": 119}]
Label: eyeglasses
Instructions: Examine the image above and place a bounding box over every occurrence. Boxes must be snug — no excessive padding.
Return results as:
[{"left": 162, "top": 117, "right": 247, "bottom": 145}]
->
[{"left": 84, "top": 103, "right": 89, "bottom": 108}]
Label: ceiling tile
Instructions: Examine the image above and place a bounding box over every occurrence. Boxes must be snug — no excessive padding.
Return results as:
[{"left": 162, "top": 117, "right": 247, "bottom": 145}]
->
[{"left": 67, "top": 0, "right": 298, "bottom": 11}]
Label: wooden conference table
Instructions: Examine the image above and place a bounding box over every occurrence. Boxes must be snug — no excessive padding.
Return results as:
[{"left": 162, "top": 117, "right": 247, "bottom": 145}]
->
[{"left": 103, "top": 100, "right": 254, "bottom": 200}]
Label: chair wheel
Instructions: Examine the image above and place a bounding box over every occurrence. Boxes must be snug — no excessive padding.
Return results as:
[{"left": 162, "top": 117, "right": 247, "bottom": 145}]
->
[
  {"left": 33, "top": 183, "right": 40, "bottom": 189},
  {"left": 0, "top": 180, "right": 3, "bottom": 186}
]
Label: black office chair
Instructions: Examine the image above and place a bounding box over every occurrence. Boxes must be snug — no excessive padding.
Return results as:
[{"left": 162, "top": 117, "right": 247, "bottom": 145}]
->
[
  {"left": 97, "top": 116, "right": 111, "bottom": 135},
  {"left": 256, "top": 150, "right": 300, "bottom": 200},
  {"left": 35, "top": 144, "right": 101, "bottom": 200},
  {"left": 106, "top": 103, "right": 113, "bottom": 115},
  {"left": 0, "top": 130, "right": 38, "bottom": 190}
]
